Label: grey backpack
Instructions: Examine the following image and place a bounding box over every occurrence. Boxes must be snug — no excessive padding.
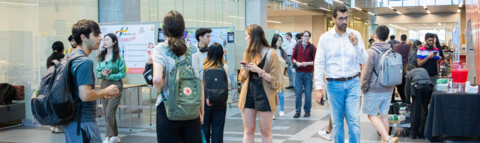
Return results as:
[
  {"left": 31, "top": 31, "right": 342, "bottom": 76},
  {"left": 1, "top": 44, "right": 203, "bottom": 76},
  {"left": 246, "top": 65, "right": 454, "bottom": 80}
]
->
[{"left": 371, "top": 47, "right": 403, "bottom": 87}]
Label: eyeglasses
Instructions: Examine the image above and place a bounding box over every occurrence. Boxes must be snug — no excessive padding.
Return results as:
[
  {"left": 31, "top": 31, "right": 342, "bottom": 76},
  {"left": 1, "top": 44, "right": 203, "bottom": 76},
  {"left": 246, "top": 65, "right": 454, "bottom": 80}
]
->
[{"left": 336, "top": 16, "right": 349, "bottom": 22}]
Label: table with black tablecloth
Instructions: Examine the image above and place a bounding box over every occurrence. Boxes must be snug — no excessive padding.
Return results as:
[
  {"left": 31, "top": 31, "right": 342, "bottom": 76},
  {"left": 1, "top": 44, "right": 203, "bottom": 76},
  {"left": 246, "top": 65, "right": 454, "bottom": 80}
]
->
[{"left": 425, "top": 91, "right": 480, "bottom": 142}]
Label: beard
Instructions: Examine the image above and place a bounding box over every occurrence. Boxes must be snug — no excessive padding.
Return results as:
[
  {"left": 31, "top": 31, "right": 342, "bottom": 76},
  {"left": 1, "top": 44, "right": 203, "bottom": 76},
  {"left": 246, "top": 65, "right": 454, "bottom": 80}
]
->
[{"left": 337, "top": 24, "right": 347, "bottom": 31}]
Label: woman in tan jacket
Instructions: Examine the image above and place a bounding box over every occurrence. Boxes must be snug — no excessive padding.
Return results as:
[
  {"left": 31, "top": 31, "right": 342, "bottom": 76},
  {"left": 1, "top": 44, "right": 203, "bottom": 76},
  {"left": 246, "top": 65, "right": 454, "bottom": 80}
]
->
[{"left": 239, "top": 24, "right": 281, "bottom": 143}]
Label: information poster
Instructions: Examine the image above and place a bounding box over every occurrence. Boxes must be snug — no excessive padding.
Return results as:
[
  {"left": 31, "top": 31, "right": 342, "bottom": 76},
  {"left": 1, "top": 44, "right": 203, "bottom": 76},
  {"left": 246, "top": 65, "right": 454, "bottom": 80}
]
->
[
  {"left": 100, "top": 24, "right": 156, "bottom": 73},
  {"left": 185, "top": 28, "right": 230, "bottom": 61}
]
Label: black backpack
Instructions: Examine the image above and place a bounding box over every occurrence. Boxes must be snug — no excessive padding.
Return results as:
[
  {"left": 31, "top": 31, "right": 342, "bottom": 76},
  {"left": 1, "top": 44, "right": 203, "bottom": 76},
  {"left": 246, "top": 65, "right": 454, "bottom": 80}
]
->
[
  {"left": 143, "top": 64, "right": 153, "bottom": 85},
  {"left": 31, "top": 53, "right": 85, "bottom": 134},
  {"left": 203, "top": 65, "right": 228, "bottom": 106},
  {"left": 0, "top": 83, "right": 15, "bottom": 105}
]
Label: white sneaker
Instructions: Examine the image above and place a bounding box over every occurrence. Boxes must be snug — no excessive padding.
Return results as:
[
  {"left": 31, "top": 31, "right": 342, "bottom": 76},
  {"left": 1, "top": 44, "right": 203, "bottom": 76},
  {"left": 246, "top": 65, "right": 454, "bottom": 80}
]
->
[
  {"left": 387, "top": 137, "right": 398, "bottom": 143},
  {"left": 273, "top": 115, "right": 276, "bottom": 120},
  {"left": 279, "top": 111, "right": 285, "bottom": 117},
  {"left": 109, "top": 136, "right": 121, "bottom": 143},
  {"left": 54, "top": 127, "right": 63, "bottom": 133},
  {"left": 103, "top": 137, "right": 110, "bottom": 143},
  {"left": 318, "top": 129, "right": 332, "bottom": 141},
  {"left": 50, "top": 127, "right": 55, "bottom": 133}
]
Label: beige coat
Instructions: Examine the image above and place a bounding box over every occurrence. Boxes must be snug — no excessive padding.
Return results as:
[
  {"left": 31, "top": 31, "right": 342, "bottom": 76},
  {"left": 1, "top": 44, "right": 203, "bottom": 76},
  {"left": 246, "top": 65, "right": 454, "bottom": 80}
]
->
[{"left": 238, "top": 49, "right": 281, "bottom": 112}]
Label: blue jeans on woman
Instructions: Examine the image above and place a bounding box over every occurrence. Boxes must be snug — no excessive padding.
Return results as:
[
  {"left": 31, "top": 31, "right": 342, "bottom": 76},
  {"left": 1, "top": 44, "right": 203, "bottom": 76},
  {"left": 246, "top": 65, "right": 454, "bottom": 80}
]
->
[
  {"left": 295, "top": 72, "right": 313, "bottom": 114},
  {"left": 326, "top": 77, "right": 361, "bottom": 143},
  {"left": 278, "top": 90, "right": 284, "bottom": 111}
]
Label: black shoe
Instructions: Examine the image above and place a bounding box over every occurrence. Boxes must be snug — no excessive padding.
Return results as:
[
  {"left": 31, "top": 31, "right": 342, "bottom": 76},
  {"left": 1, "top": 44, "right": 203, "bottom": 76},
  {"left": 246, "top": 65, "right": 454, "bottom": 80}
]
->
[
  {"left": 293, "top": 113, "right": 300, "bottom": 118},
  {"left": 304, "top": 113, "right": 311, "bottom": 117},
  {"left": 286, "top": 86, "right": 294, "bottom": 89},
  {"left": 409, "top": 134, "right": 417, "bottom": 139}
]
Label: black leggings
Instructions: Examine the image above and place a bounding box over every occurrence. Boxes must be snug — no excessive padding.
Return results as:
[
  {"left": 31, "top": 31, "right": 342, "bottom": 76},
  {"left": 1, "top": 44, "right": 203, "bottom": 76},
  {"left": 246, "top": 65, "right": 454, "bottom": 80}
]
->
[
  {"left": 156, "top": 102, "right": 202, "bottom": 143},
  {"left": 410, "top": 84, "right": 433, "bottom": 137}
]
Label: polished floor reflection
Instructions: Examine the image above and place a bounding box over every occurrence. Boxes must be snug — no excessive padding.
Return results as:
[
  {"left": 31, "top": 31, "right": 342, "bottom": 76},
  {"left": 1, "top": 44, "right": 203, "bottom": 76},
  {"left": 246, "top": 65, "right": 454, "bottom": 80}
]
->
[{"left": 1, "top": 89, "right": 474, "bottom": 143}]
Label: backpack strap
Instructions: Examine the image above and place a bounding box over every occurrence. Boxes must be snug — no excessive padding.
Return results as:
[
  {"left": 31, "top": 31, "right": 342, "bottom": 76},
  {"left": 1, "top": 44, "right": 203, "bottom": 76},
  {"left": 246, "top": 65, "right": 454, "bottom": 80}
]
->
[{"left": 370, "top": 47, "right": 383, "bottom": 77}]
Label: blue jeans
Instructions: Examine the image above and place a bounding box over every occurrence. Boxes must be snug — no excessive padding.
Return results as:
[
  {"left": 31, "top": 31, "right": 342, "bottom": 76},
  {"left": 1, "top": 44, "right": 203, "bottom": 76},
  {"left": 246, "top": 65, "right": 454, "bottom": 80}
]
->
[
  {"left": 326, "top": 77, "right": 361, "bottom": 143},
  {"left": 63, "top": 121, "right": 102, "bottom": 143},
  {"left": 287, "top": 55, "right": 295, "bottom": 87},
  {"left": 295, "top": 72, "right": 313, "bottom": 114},
  {"left": 278, "top": 90, "right": 284, "bottom": 111}
]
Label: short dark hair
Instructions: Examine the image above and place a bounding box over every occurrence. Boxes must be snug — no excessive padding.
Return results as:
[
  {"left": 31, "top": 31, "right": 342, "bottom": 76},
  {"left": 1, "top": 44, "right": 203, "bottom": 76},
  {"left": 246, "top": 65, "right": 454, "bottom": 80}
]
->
[
  {"left": 195, "top": 28, "right": 212, "bottom": 41},
  {"left": 286, "top": 32, "right": 292, "bottom": 38},
  {"left": 425, "top": 33, "right": 435, "bottom": 40},
  {"left": 68, "top": 35, "right": 74, "bottom": 41},
  {"left": 375, "top": 25, "right": 390, "bottom": 41},
  {"left": 369, "top": 39, "right": 374, "bottom": 42},
  {"left": 401, "top": 34, "right": 407, "bottom": 41},
  {"left": 390, "top": 35, "right": 395, "bottom": 40},
  {"left": 71, "top": 19, "right": 100, "bottom": 46},
  {"left": 302, "top": 30, "right": 312, "bottom": 37},
  {"left": 333, "top": 6, "right": 348, "bottom": 18},
  {"left": 295, "top": 33, "right": 302, "bottom": 40}
]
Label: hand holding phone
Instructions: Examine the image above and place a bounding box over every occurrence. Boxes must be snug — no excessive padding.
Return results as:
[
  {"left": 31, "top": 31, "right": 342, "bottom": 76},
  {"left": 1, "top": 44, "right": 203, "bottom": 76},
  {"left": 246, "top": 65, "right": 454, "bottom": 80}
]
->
[{"left": 240, "top": 61, "right": 248, "bottom": 66}]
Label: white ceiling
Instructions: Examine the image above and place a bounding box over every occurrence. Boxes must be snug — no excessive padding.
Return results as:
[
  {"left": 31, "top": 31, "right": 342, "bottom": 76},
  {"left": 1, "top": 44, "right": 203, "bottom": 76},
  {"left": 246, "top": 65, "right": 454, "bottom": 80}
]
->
[{"left": 387, "top": 23, "right": 456, "bottom": 31}]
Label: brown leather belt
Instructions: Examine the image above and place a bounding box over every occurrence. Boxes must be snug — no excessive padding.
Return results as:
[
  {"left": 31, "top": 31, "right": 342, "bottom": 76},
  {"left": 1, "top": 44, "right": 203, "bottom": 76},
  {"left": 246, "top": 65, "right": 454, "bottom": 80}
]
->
[{"left": 326, "top": 73, "right": 360, "bottom": 81}]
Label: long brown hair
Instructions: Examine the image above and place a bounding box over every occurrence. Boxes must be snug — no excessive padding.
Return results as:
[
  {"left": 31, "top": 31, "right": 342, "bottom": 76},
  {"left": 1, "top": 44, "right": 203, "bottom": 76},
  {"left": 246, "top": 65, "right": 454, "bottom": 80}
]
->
[
  {"left": 163, "top": 10, "right": 187, "bottom": 56},
  {"left": 98, "top": 33, "right": 120, "bottom": 63},
  {"left": 245, "top": 24, "right": 270, "bottom": 63}
]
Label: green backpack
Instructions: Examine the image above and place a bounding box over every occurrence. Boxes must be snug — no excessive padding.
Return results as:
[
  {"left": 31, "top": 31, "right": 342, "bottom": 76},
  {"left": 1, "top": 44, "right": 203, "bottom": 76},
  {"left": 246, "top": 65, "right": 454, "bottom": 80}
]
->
[{"left": 163, "top": 45, "right": 202, "bottom": 121}]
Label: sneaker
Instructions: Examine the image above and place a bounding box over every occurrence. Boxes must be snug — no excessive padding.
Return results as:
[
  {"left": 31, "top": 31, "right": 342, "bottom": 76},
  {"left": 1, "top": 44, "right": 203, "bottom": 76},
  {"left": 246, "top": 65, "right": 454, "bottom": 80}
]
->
[
  {"left": 50, "top": 127, "right": 55, "bottom": 133},
  {"left": 109, "top": 136, "right": 121, "bottom": 143},
  {"left": 387, "top": 137, "right": 398, "bottom": 143},
  {"left": 273, "top": 115, "right": 276, "bottom": 120},
  {"left": 318, "top": 129, "right": 332, "bottom": 141},
  {"left": 285, "top": 86, "right": 293, "bottom": 89},
  {"left": 54, "top": 127, "right": 63, "bottom": 133},
  {"left": 409, "top": 134, "right": 417, "bottom": 139},
  {"left": 279, "top": 111, "right": 285, "bottom": 117},
  {"left": 293, "top": 113, "right": 300, "bottom": 118},
  {"left": 304, "top": 113, "right": 311, "bottom": 117},
  {"left": 103, "top": 137, "right": 110, "bottom": 143}
]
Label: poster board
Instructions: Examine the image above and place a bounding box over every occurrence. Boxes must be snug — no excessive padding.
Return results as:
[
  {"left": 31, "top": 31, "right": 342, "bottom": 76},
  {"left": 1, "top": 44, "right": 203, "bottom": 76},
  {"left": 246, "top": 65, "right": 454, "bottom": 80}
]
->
[{"left": 99, "top": 22, "right": 159, "bottom": 74}]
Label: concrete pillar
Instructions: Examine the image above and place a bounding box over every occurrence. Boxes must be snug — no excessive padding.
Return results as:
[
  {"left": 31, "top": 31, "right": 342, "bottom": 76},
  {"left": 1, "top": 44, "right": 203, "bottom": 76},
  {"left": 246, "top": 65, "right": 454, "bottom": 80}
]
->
[
  {"left": 98, "top": 0, "right": 140, "bottom": 23},
  {"left": 245, "top": 0, "right": 267, "bottom": 27}
]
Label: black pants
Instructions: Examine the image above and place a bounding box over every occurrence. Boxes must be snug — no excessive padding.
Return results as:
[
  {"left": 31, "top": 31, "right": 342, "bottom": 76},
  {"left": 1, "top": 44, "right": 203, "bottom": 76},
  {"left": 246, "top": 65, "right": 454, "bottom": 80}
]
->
[
  {"left": 202, "top": 104, "right": 227, "bottom": 143},
  {"left": 156, "top": 102, "right": 202, "bottom": 143},
  {"left": 392, "top": 75, "right": 406, "bottom": 103},
  {"left": 410, "top": 84, "right": 433, "bottom": 137}
]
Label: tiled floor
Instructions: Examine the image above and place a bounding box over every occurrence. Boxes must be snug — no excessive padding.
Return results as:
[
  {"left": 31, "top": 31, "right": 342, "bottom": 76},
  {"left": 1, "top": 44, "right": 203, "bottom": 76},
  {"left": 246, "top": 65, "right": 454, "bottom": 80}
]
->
[{"left": 0, "top": 89, "right": 474, "bottom": 143}]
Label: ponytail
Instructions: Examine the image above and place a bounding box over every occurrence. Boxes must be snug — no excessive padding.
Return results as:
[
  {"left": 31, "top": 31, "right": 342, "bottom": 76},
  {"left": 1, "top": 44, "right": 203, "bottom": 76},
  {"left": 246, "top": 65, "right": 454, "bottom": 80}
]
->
[{"left": 163, "top": 10, "right": 187, "bottom": 57}]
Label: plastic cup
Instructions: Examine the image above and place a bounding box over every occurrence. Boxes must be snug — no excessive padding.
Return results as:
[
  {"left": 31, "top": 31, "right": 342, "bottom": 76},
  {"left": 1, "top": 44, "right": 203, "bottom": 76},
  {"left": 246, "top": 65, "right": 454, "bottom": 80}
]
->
[{"left": 451, "top": 63, "right": 469, "bottom": 92}]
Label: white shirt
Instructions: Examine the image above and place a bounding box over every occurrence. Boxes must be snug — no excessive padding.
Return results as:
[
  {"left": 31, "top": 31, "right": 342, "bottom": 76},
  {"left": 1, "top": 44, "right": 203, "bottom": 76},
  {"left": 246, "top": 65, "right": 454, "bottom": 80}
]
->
[
  {"left": 284, "top": 39, "right": 296, "bottom": 56},
  {"left": 314, "top": 28, "right": 369, "bottom": 90},
  {"left": 192, "top": 43, "right": 208, "bottom": 80}
]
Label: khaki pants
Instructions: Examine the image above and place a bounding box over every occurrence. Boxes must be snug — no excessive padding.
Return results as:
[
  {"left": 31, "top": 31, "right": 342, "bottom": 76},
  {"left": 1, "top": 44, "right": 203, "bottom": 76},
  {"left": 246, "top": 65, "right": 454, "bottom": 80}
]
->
[{"left": 101, "top": 80, "right": 123, "bottom": 137}]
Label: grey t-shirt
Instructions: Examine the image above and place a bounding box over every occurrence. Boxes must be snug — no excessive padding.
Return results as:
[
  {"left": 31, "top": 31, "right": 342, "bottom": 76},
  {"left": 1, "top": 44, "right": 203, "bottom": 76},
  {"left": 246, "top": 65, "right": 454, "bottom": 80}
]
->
[{"left": 68, "top": 49, "right": 96, "bottom": 122}]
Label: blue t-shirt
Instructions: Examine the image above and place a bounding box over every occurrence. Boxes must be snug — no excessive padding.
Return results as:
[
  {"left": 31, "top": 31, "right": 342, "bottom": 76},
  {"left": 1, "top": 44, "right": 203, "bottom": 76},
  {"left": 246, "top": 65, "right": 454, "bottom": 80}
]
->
[{"left": 68, "top": 49, "right": 96, "bottom": 122}]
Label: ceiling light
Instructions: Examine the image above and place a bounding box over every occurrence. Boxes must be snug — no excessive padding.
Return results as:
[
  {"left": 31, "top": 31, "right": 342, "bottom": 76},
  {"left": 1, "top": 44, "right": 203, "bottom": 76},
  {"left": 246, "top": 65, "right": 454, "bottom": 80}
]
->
[
  {"left": 368, "top": 12, "right": 375, "bottom": 15},
  {"left": 388, "top": 6, "right": 393, "bottom": 9},
  {"left": 319, "top": 7, "right": 331, "bottom": 11},
  {"left": 423, "top": 5, "right": 427, "bottom": 8},
  {"left": 334, "top": 0, "right": 344, "bottom": 4},
  {"left": 438, "top": 23, "right": 441, "bottom": 25},
  {"left": 267, "top": 20, "right": 281, "bottom": 24},
  {"left": 459, "top": 3, "right": 463, "bottom": 8},
  {"left": 427, "top": 10, "right": 431, "bottom": 13},
  {"left": 389, "top": 24, "right": 408, "bottom": 30},
  {"left": 354, "top": 7, "right": 362, "bottom": 10},
  {"left": 457, "top": 9, "right": 460, "bottom": 13},
  {"left": 397, "top": 11, "right": 402, "bottom": 14}
]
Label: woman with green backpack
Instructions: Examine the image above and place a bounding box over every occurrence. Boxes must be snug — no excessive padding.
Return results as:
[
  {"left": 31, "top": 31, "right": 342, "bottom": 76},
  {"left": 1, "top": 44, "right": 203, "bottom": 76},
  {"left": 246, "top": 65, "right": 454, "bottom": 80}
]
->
[{"left": 152, "top": 10, "right": 204, "bottom": 143}]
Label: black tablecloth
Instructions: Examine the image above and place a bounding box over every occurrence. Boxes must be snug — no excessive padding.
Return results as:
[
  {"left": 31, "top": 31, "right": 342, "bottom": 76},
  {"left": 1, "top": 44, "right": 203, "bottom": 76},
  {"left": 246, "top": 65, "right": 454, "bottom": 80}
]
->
[{"left": 425, "top": 91, "right": 480, "bottom": 142}]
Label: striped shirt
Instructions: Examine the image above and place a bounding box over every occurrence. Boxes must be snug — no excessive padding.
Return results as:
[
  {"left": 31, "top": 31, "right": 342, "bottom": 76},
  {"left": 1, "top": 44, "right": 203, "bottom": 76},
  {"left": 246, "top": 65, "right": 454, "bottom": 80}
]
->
[{"left": 417, "top": 46, "right": 439, "bottom": 76}]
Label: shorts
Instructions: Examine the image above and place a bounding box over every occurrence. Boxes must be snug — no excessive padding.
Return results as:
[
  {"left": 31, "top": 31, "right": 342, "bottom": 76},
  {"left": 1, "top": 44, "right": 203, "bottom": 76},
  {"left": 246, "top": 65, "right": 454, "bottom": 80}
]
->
[
  {"left": 362, "top": 92, "right": 392, "bottom": 116},
  {"left": 63, "top": 121, "right": 102, "bottom": 143}
]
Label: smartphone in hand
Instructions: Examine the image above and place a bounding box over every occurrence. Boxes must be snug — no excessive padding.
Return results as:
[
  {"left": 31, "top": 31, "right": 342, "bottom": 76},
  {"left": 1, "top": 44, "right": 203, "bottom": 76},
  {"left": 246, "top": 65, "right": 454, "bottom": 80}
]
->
[
  {"left": 240, "top": 61, "right": 248, "bottom": 66},
  {"left": 321, "top": 98, "right": 325, "bottom": 106}
]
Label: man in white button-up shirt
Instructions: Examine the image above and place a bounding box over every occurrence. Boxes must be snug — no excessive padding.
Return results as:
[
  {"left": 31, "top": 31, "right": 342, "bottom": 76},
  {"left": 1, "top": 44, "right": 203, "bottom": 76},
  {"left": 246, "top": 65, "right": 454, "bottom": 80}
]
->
[
  {"left": 284, "top": 32, "right": 297, "bottom": 89},
  {"left": 313, "top": 6, "right": 369, "bottom": 143}
]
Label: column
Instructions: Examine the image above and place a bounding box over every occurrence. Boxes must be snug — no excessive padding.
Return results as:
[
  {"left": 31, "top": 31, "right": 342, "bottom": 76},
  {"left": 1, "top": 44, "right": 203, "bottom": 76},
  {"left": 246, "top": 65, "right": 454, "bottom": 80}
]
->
[{"left": 245, "top": 0, "right": 267, "bottom": 27}]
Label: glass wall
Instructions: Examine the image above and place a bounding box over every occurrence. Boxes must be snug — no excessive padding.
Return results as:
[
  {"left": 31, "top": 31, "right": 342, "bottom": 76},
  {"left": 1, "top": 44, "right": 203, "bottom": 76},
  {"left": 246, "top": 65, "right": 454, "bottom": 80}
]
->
[
  {"left": 0, "top": 0, "right": 98, "bottom": 120},
  {"left": 140, "top": 0, "right": 245, "bottom": 31},
  {"left": 379, "top": 0, "right": 461, "bottom": 7}
]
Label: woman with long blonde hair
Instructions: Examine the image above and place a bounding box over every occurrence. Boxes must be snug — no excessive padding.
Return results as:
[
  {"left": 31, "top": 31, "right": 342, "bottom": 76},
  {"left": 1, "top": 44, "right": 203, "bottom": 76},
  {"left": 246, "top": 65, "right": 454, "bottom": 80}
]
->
[{"left": 239, "top": 24, "right": 281, "bottom": 143}]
